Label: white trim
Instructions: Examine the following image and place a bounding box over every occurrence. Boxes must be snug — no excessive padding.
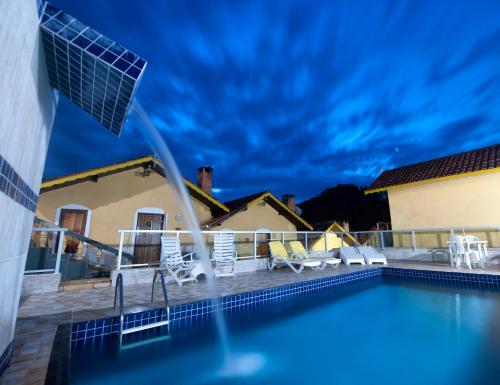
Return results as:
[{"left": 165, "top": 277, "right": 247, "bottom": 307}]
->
[
  {"left": 133, "top": 207, "right": 167, "bottom": 230},
  {"left": 54, "top": 204, "right": 92, "bottom": 255},
  {"left": 54, "top": 204, "right": 92, "bottom": 238}
]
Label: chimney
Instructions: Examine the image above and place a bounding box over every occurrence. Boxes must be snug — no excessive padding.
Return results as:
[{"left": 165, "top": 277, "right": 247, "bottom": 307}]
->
[
  {"left": 282, "top": 194, "right": 295, "bottom": 212},
  {"left": 197, "top": 166, "right": 213, "bottom": 195}
]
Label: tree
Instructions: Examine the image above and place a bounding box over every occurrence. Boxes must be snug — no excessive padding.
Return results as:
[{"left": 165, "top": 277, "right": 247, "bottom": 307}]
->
[{"left": 298, "top": 184, "right": 390, "bottom": 231}]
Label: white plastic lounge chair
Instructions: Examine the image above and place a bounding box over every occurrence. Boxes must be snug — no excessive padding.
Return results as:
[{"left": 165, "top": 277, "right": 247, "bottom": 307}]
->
[
  {"left": 268, "top": 241, "right": 321, "bottom": 273},
  {"left": 286, "top": 240, "right": 340, "bottom": 269},
  {"left": 212, "top": 232, "right": 237, "bottom": 277},
  {"left": 160, "top": 236, "right": 197, "bottom": 286},
  {"left": 339, "top": 247, "right": 365, "bottom": 265},
  {"left": 357, "top": 246, "right": 387, "bottom": 265}
]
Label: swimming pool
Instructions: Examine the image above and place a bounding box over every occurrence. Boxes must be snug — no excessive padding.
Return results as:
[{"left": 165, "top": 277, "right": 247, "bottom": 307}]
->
[{"left": 67, "top": 272, "right": 500, "bottom": 385}]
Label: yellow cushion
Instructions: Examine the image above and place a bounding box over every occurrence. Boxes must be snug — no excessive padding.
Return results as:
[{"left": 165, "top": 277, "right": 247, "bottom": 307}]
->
[
  {"left": 269, "top": 241, "right": 288, "bottom": 260},
  {"left": 286, "top": 240, "right": 307, "bottom": 255}
]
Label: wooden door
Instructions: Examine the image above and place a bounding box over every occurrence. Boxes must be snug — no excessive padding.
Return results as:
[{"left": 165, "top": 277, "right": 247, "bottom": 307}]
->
[
  {"left": 59, "top": 209, "right": 88, "bottom": 254},
  {"left": 134, "top": 213, "right": 164, "bottom": 264},
  {"left": 256, "top": 233, "right": 270, "bottom": 256}
]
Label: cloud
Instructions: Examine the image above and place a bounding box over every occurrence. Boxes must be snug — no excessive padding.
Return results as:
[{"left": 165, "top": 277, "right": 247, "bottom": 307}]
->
[
  {"left": 45, "top": 0, "right": 500, "bottom": 202},
  {"left": 427, "top": 28, "right": 500, "bottom": 84}
]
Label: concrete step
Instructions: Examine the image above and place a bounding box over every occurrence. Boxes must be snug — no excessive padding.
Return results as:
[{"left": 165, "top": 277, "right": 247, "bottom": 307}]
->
[{"left": 59, "top": 277, "right": 111, "bottom": 291}]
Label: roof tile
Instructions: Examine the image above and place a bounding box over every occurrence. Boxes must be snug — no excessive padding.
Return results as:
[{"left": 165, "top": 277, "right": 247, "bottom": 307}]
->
[{"left": 367, "top": 144, "right": 500, "bottom": 191}]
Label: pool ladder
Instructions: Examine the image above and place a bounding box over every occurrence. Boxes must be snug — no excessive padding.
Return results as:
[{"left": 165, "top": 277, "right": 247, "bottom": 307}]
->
[{"left": 113, "top": 271, "right": 170, "bottom": 340}]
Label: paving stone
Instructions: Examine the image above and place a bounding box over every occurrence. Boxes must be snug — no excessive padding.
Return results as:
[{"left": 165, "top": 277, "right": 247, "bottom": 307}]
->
[{"left": 1, "top": 261, "right": 499, "bottom": 384}]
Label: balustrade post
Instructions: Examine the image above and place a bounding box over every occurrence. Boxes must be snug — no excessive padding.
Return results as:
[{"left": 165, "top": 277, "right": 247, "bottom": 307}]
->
[
  {"left": 253, "top": 233, "right": 257, "bottom": 259},
  {"left": 54, "top": 229, "right": 65, "bottom": 274},
  {"left": 117, "top": 231, "right": 124, "bottom": 270}
]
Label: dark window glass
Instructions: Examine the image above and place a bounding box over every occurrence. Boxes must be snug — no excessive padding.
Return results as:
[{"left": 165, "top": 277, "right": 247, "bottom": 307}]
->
[
  {"left": 96, "top": 36, "right": 114, "bottom": 49},
  {"left": 69, "top": 44, "right": 81, "bottom": 56},
  {"left": 134, "top": 58, "right": 146, "bottom": 69},
  {"left": 69, "top": 20, "right": 86, "bottom": 33},
  {"left": 121, "top": 51, "right": 137, "bottom": 64},
  {"left": 82, "top": 28, "right": 100, "bottom": 42},
  {"left": 100, "top": 51, "right": 118, "bottom": 65},
  {"left": 44, "top": 19, "right": 65, "bottom": 33},
  {"left": 59, "top": 27, "right": 79, "bottom": 40},
  {"left": 54, "top": 12, "right": 75, "bottom": 26},
  {"left": 108, "top": 44, "right": 126, "bottom": 56},
  {"left": 126, "top": 66, "right": 141, "bottom": 79},
  {"left": 113, "top": 58, "right": 130, "bottom": 72},
  {"left": 87, "top": 43, "right": 105, "bottom": 57},
  {"left": 122, "top": 76, "right": 134, "bottom": 88},
  {"left": 54, "top": 37, "right": 67, "bottom": 50},
  {"left": 44, "top": 4, "right": 60, "bottom": 17},
  {"left": 73, "top": 35, "right": 91, "bottom": 49}
]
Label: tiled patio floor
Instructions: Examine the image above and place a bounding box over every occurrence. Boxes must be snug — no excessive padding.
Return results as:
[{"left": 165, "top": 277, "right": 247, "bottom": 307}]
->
[{"left": 1, "top": 261, "right": 499, "bottom": 384}]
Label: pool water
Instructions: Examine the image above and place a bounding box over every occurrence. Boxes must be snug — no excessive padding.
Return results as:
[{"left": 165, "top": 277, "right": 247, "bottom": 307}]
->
[{"left": 71, "top": 278, "right": 500, "bottom": 385}]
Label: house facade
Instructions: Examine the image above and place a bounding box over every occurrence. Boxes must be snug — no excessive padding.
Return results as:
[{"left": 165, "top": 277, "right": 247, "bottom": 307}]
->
[
  {"left": 36, "top": 156, "right": 312, "bottom": 263},
  {"left": 204, "top": 191, "right": 313, "bottom": 257},
  {"left": 366, "top": 144, "right": 500, "bottom": 248}
]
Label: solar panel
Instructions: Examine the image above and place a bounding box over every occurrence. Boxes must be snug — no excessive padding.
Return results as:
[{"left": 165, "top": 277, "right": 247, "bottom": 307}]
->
[{"left": 39, "top": 2, "right": 147, "bottom": 135}]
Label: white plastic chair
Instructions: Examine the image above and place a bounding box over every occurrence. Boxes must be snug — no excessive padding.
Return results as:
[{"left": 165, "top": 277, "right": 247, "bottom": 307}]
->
[
  {"left": 464, "top": 235, "right": 487, "bottom": 268},
  {"left": 160, "top": 236, "right": 197, "bottom": 286},
  {"left": 212, "top": 232, "right": 237, "bottom": 277},
  {"left": 447, "top": 235, "right": 461, "bottom": 267},
  {"left": 357, "top": 246, "right": 387, "bottom": 265},
  {"left": 448, "top": 235, "right": 479, "bottom": 269},
  {"left": 339, "top": 247, "right": 365, "bottom": 265}
]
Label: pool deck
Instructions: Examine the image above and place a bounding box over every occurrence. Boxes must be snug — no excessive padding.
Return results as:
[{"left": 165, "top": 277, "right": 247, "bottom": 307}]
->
[{"left": 1, "top": 261, "right": 499, "bottom": 384}]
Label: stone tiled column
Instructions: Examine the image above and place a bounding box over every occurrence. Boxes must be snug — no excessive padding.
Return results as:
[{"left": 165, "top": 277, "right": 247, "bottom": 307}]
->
[{"left": 0, "top": 0, "right": 56, "bottom": 376}]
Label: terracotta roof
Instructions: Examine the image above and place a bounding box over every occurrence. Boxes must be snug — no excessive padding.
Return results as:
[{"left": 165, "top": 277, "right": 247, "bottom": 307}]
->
[
  {"left": 203, "top": 191, "right": 313, "bottom": 230},
  {"left": 40, "top": 155, "right": 230, "bottom": 212},
  {"left": 224, "top": 191, "right": 268, "bottom": 211},
  {"left": 366, "top": 144, "right": 500, "bottom": 193}
]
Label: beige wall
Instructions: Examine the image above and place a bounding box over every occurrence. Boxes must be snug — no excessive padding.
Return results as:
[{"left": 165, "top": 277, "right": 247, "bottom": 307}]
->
[
  {"left": 36, "top": 169, "right": 212, "bottom": 248},
  {"left": 217, "top": 201, "right": 297, "bottom": 232},
  {"left": 388, "top": 171, "right": 500, "bottom": 248},
  {"left": 210, "top": 201, "right": 298, "bottom": 257}
]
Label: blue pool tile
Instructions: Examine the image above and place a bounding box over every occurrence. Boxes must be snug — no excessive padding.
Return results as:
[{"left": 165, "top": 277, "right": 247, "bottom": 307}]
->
[{"left": 70, "top": 267, "right": 499, "bottom": 345}]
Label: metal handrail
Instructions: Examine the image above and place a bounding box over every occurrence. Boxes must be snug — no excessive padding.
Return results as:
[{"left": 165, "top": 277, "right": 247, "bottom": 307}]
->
[
  {"left": 113, "top": 273, "right": 124, "bottom": 338},
  {"left": 115, "top": 227, "right": 500, "bottom": 268},
  {"left": 117, "top": 225, "right": 500, "bottom": 234},
  {"left": 34, "top": 216, "right": 137, "bottom": 260},
  {"left": 151, "top": 270, "right": 170, "bottom": 326}
]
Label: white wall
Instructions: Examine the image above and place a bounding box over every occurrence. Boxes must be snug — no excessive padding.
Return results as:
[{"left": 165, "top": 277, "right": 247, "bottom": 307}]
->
[{"left": 0, "top": 0, "right": 56, "bottom": 365}]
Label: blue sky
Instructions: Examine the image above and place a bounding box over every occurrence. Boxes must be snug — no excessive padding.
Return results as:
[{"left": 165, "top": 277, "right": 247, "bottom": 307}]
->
[{"left": 45, "top": 0, "right": 500, "bottom": 202}]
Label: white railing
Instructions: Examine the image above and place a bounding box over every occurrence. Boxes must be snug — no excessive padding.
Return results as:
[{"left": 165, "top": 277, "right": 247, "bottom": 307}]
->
[
  {"left": 351, "top": 225, "right": 500, "bottom": 251},
  {"left": 25, "top": 227, "right": 67, "bottom": 274},
  {"left": 116, "top": 225, "right": 500, "bottom": 269},
  {"left": 116, "top": 229, "right": 352, "bottom": 269}
]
